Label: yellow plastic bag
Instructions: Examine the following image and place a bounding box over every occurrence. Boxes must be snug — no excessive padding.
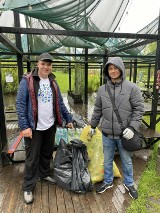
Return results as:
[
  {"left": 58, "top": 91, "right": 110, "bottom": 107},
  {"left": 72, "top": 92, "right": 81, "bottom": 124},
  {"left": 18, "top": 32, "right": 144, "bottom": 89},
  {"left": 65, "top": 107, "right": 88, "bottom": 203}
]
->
[{"left": 80, "top": 125, "right": 121, "bottom": 183}]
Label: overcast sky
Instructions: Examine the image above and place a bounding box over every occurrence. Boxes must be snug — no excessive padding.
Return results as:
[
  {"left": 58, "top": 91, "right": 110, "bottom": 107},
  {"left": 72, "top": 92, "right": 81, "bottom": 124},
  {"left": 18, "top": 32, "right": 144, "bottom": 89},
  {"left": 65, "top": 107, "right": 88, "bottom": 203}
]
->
[{"left": 117, "top": 0, "right": 160, "bottom": 33}]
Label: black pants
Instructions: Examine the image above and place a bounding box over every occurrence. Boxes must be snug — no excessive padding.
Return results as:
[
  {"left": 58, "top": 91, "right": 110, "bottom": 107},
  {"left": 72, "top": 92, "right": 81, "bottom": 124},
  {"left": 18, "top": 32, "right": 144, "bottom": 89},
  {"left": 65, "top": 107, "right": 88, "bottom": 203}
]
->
[{"left": 23, "top": 125, "right": 56, "bottom": 192}]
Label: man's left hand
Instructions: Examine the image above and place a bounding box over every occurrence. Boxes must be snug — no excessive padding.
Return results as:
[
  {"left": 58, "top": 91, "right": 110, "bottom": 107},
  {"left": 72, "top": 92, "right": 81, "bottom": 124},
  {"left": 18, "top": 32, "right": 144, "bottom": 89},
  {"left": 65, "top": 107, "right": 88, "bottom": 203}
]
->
[
  {"left": 123, "top": 128, "right": 134, "bottom": 140},
  {"left": 66, "top": 122, "right": 74, "bottom": 129}
]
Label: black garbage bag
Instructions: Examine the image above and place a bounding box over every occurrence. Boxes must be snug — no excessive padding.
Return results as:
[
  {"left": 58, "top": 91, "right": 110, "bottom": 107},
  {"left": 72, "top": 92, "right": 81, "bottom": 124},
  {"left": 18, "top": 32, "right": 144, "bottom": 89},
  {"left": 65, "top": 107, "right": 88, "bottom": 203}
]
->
[
  {"left": 53, "top": 139, "right": 92, "bottom": 194},
  {"left": 53, "top": 139, "right": 72, "bottom": 191},
  {"left": 70, "top": 139, "right": 93, "bottom": 194}
]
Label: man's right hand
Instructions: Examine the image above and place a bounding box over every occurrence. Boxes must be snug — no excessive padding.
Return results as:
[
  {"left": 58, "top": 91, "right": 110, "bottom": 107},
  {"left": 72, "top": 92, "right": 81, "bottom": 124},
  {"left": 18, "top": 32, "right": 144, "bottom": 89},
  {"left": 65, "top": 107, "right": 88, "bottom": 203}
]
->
[
  {"left": 87, "top": 128, "right": 96, "bottom": 141},
  {"left": 22, "top": 128, "right": 32, "bottom": 139}
]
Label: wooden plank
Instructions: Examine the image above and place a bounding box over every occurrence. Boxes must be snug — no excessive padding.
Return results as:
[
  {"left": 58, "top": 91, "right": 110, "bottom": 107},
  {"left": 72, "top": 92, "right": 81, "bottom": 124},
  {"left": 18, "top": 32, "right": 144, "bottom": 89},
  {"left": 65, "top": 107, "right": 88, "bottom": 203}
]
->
[
  {"left": 71, "top": 192, "right": 83, "bottom": 213},
  {"left": 12, "top": 164, "right": 26, "bottom": 213},
  {"left": 13, "top": 190, "right": 25, "bottom": 213},
  {"left": 93, "top": 190, "right": 115, "bottom": 213},
  {"left": 85, "top": 191, "right": 104, "bottom": 213},
  {"left": 140, "top": 126, "right": 160, "bottom": 139},
  {"left": 23, "top": 202, "right": 32, "bottom": 213},
  {"left": 0, "top": 166, "right": 12, "bottom": 212},
  {"left": 0, "top": 164, "right": 25, "bottom": 213},
  {"left": 134, "top": 149, "right": 152, "bottom": 161},
  {"left": 32, "top": 181, "right": 42, "bottom": 213},
  {"left": 41, "top": 182, "right": 50, "bottom": 212},
  {"left": 116, "top": 184, "right": 131, "bottom": 209},
  {"left": 48, "top": 184, "right": 58, "bottom": 213},
  {"left": 113, "top": 157, "right": 138, "bottom": 211},
  {"left": 56, "top": 187, "right": 66, "bottom": 213},
  {"left": 6, "top": 182, "right": 22, "bottom": 213},
  {"left": 112, "top": 185, "right": 127, "bottom": 212},
  {"left": 96, "top": 186, "right": 118, "bottom": 213},
  {"left": 78, "top": 193, "right": 92, "bottom": 213},
  {"left": 63, "top": 190, "right": 74, "bottom": 213}
]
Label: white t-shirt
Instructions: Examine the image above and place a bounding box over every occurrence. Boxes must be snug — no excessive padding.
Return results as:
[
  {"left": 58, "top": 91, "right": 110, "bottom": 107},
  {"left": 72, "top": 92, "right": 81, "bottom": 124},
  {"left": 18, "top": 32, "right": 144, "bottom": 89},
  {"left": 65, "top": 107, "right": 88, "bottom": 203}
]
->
[{"left": 36, "top": 78, "right": 55, "bottom": 130}]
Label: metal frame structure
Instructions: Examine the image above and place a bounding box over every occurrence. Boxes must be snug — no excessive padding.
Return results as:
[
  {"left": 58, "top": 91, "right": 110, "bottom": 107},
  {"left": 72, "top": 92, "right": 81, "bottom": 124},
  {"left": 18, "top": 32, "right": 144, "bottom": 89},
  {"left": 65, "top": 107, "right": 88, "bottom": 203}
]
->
[{"left": 0, "top": 12, "right": 160, "bottom": 166}]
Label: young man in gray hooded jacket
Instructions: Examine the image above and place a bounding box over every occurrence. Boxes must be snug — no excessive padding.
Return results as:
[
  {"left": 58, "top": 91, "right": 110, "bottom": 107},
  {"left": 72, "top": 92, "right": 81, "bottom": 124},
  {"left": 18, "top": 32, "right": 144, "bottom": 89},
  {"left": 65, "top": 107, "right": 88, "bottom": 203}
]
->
[{"left": 90, "top": 57, "right": 144, "bottom": 199}]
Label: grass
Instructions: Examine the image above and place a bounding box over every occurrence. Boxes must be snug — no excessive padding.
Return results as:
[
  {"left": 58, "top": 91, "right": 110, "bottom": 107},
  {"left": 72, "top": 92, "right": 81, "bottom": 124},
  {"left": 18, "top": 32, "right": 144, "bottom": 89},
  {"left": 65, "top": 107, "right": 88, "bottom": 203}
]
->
[
  {"left": 54, "top": 70, "right": 100, "bottom": 94},
  {"left": 127, "top": 116, "right": 160, "bottom": 213},
  {"left": 127, "top": 143, "right": 160, "bottom": 213},
  {"left": 53, "top": 71, "right": 74, "bottom": 93}
]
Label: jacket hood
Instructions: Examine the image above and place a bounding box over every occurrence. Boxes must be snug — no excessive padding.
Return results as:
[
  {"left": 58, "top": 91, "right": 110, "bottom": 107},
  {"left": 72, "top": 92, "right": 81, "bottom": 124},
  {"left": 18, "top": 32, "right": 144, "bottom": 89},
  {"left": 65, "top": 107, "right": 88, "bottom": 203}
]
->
[{"left": 104, "top": 57, "right": 125, "bottom": 80}]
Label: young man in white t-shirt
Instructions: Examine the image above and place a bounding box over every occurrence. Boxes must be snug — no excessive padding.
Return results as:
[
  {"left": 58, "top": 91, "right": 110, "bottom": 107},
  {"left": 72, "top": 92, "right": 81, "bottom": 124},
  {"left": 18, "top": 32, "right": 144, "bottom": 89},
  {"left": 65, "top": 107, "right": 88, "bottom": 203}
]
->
[{"left": 16, "top": 53, "right": 73, "bottom": 204}]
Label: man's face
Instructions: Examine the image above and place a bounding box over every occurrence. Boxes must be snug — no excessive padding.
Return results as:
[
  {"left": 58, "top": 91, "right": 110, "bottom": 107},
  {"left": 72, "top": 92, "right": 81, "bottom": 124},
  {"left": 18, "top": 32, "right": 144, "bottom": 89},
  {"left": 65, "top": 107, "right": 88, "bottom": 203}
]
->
[
  {"left": 108, "top": 64, "right": 121, "bottom": 82},
  {"left": 37, "top": 60, "right": 52, "bottom": 79}
]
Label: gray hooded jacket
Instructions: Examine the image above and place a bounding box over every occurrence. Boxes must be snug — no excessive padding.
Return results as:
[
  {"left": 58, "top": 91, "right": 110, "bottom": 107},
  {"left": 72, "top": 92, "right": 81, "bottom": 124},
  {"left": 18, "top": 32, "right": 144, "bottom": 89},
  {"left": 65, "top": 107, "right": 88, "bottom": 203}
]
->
[{"left": 90, "top": 57, "right": 144, "bottom": 138}]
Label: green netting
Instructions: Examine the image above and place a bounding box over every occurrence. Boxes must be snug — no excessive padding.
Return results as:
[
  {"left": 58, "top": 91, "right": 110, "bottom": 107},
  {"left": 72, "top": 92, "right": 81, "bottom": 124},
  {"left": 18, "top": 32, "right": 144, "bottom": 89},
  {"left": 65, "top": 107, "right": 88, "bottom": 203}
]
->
[
  {"left": 13, "top": 0, "right": 100, "bottom": 28},
  {"left": 108, "top": 17, "right": 159, "bottom": 56},
  {"left": 0, "top": 0, "right": 130, "bottom": 49},
  {"left": 0, "top": 0, "right": 158, "bottom": 62},
  {"left": 27, "top": 34, "right": 61, "bottom": 52},
  {"left": 1, "top": 0, "right": 45, "bottom": 10}
]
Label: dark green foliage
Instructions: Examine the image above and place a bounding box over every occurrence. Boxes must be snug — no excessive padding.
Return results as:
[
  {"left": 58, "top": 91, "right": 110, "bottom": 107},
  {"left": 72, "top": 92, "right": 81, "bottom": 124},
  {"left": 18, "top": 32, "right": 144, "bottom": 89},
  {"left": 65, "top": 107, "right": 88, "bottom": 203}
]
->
[{"left": 1, "top": 66, "right": 19, "bottom": 94}]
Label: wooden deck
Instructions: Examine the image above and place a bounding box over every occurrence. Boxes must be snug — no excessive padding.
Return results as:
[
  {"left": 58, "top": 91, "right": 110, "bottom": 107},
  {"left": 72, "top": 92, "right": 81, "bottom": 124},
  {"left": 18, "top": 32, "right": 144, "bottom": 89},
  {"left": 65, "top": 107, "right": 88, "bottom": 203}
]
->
[{"left": 0, "top": 152, "right": 149, "bottom": 213}]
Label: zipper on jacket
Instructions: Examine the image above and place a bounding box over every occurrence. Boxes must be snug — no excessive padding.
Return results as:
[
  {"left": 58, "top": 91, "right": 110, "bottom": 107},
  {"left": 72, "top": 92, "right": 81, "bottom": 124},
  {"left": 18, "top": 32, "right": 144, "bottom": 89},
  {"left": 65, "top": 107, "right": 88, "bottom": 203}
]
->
[{"left": 112, "top": 84, "right": 116, "bottom": 138}]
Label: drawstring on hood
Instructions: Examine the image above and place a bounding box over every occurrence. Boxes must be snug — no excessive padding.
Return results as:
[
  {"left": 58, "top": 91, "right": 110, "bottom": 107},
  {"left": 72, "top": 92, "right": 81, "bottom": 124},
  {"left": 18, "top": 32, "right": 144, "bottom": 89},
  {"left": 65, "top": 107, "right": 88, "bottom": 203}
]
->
[{"left": 103, "top": 57, "right": 125, "bottom": 81}]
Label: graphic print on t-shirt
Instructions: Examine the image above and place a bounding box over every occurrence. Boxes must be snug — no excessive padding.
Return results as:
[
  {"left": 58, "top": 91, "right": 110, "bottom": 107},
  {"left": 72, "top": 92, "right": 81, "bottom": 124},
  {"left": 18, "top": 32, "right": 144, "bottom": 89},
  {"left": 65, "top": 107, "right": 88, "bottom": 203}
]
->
[
  {"left": 36, "top": 78, "right": 54, "bottom": 130},
  {"left": 38, "top": 82, "right": 53, "bottom": 103}
]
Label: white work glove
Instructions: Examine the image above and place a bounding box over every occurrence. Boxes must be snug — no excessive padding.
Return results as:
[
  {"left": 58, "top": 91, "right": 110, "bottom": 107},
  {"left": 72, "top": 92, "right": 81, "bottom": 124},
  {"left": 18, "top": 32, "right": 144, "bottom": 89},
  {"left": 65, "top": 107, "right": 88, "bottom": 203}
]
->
[
  {"left": 89, "top": 128, "right": 96, "bottom": 136},
  {"left": 123, "top": 128, "right": 134, "bottom": 140},
  {"left": 87, "top": 128, "right": 96, "bottom": 141}
]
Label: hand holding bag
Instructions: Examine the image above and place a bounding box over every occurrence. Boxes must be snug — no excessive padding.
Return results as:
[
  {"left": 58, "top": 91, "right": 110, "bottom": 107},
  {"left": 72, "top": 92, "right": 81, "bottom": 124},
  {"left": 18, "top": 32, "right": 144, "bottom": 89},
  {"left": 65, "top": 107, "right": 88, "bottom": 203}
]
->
[
  {"left": 106, "top": 84, "right": 144, "bottom": 151},
  {"left": 121, "top": 128, "right": 144, "bottom": 151}
]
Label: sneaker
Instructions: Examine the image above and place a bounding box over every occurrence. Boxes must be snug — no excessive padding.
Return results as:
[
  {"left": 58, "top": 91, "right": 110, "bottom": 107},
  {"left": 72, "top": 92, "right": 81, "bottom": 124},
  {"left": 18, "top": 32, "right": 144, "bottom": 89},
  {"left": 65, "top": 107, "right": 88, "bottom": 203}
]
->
[
  {"left": 96, "top": 182, "right": 113, "bottom": 193},
  {"left": 124, "top": 184, "right": 138, "bottom": 199},
  {"left": 24, "top": 191, "right": 33, "bottom": 204},
  {"left": 41, "top": 176, "right": 56, "bottom": 184}
]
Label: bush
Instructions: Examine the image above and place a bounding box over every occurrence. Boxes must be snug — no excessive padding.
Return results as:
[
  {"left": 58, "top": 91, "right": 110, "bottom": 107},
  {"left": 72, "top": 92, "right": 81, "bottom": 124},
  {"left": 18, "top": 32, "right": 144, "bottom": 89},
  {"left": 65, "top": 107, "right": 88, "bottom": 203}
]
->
[{"left": 88, "top": 73, "right": 100, "bottom": 93}]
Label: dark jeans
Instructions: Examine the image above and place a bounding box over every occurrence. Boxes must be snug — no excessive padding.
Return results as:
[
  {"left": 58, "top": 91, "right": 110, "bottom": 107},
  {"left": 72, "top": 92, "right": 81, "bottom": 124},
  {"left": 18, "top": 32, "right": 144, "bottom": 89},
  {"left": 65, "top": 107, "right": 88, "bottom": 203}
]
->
[{"left": 23, "top": 124, "right": 56, "bottom": 192}]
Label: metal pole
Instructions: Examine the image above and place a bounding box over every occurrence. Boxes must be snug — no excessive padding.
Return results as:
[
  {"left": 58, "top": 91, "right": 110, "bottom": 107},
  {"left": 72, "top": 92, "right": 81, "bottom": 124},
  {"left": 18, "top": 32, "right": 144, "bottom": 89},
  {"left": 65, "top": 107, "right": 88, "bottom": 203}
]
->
[
  {"left": 100, "top": 65, "right": 103, "bottom": 86},
  {"left": 84, "top": 48, "right": 88, "bottom": 104},
  {"left": 0, "top": 61, "right": 7, "bottom": 166},
  {"left": 147, "top": 64, "right": 151, "bottom": 87},
  {"left": 84, "top": 1, "right": 88, "bottom": 104},
  {"left": 133, "top": 59, "right": 137, "bottom": 83},
  {"left": 14, "top": 12, "right": 23, "bottom": 82},
  {"left": 103, "top": 49, "right": 108, "bottom": 84},
  {"left": 69, "top": 61, "right": 71, "bottom": 91},
  {"left": 150, "top": 14, "right": 160, "bottom": 129},
  {"left": 129, "top": 60, "right": 132, "bottom": 81}
]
